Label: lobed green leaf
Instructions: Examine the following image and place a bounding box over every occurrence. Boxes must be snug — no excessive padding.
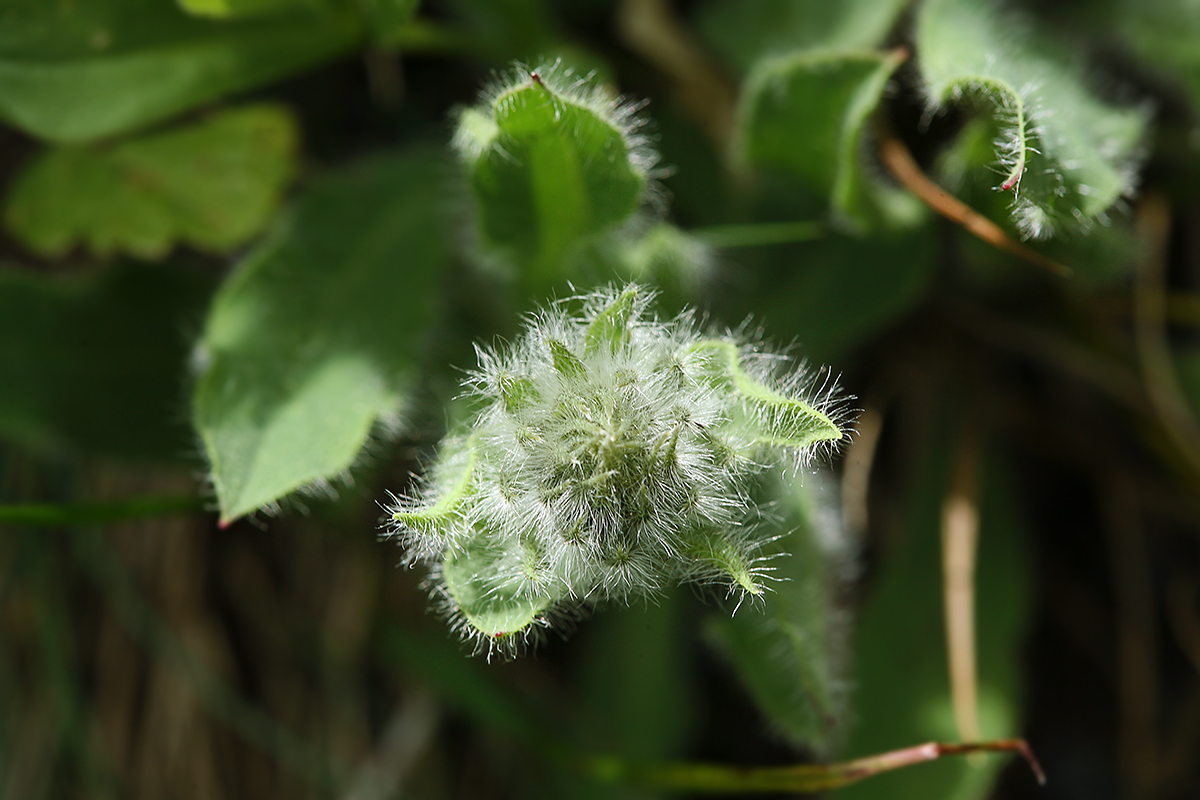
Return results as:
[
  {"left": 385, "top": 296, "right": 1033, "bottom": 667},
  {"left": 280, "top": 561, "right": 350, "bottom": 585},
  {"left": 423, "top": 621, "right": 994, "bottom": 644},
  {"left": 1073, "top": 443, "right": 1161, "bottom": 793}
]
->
[
  {"left": 5, "top": 104, "right": 298, "bottom": 260},
  {"left": 698, "top": 0, "right": 909, "bottom": 74}
]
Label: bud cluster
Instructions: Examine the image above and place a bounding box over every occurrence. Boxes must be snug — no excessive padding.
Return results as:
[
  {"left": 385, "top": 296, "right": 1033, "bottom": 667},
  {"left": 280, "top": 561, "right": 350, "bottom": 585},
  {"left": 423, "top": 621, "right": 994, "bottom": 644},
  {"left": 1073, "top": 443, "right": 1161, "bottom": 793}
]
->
[{"left": 387, "top": 286, "right": 845, "bottom": 655}]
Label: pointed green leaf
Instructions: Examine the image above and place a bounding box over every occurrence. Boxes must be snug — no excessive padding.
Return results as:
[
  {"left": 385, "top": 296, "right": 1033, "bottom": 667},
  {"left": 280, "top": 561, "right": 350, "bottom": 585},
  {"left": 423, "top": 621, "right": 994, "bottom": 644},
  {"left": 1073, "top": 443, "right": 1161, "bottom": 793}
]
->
[
  {"left": 573, "top": 593, "right": 695, "bottom": 800},
  {"left": 741, "top": 47, "right": 921, "bottom": 232},
  {"left": 707, "top": 473, "right": 850, "bottom": 754},
  {"left": 454, "top": 67, "right": 651, "bottom": 285},
  {"left": 5, "top": 105, "right": 298, "bottom": 260},
  {"left": 689, "top": 339, "right": 842, "bottom": 449},
  {"left": 0, "top": 0, "right": 362, "bottom": 143},
  {"left": 1109, "top": 0, "right": 1200, "bottom": 116},
  {"left": 917, "top": 0, "right": 1145, "bottom": 238},
  {"left": 193, "top": 148, "right": 449, "bottom": 523},
  {"left": 0, "top": 262, "right": 215, "bottom": 460},
  {"left": 750, "top": 228, "right": 937, "bottom": 364},
  {"left": 392, "top": 436, "right": 478, "bottom": 533}
]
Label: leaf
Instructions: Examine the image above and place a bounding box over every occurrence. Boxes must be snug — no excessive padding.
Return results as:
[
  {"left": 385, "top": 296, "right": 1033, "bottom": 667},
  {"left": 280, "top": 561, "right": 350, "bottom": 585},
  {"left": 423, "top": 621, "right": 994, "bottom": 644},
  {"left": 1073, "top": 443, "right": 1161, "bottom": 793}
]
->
[
  {"left": 751, "top": 228, "right": 937, "bottom": 365},
  {"left": 178, "top": 0, "right": 327, "bottom": 19},
  {"left": 698, "top": 0, "right": 909, "bottom": 75},
  {"left": 916, "top": 0, "right": 1146, "bottom": 239},
  {"left": 833, "top": 429, "right": 1032, "bottom": 800},
  {"left": 453, "top": 65, "right": 652, "bottom": 287},
  {"left": 5, "top": 105, "right": 298, "bottom": 260},
  {"left": 687, "top": 339, "right": 843, "bottom": 450},
  {"left": 1109, "top": 0, "right": 1200, "bottom": 114},
  {"left": 706, "top": 472, "right": 851, "bottom": 754},
  {"left": 0, "top": 0, "right": 362, "bottom": 143},
  {"left": 0, "top": 261, "right": 216, "bottom": 461},
  {"left": 441, "top": 534, "right": 559, "bottom": 639},
  {"left": 571, "top": 593, "right": 695, "bottom": 800},
  {"left": 740, "top": 47, "right": 922, "bottom": 232},
  {"left": 936, "top": 116, "right": 1139, "bottom": 283},
  {"left": 193, "top": 148, "right": 449, "bottom": 523}
]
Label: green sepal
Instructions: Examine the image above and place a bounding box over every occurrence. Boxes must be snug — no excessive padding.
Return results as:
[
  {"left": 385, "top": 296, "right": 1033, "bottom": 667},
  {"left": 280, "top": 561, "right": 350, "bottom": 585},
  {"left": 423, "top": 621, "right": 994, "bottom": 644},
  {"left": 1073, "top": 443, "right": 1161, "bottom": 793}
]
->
[
  {"left": 584, "top": 285, "right": 639, "bottom": 355},
  {"left": 442, "top": 534, "right": 559, "bottom": 638},
  {"left": 689, "top": 340, "right": 842, "bottom": 450},
  {"left": 688, "top": 529, "right": 763, "bottom": 596},
  {"left": 547, "top": 338, "right": 586, "bottom": 380},
  {"left": 498, "top": 373, "right": 539, "bottom": 414},
  {"left": 392, "top": 436, "right": 478, "bottom": 533}
]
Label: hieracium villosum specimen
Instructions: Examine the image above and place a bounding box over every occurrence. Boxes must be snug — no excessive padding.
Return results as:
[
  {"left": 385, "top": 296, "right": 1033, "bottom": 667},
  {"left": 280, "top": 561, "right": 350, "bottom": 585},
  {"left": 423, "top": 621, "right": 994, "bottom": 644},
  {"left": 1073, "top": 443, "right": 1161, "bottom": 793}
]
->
[{"left": 387, "top": 286, "right": 848, "bottom": 655}]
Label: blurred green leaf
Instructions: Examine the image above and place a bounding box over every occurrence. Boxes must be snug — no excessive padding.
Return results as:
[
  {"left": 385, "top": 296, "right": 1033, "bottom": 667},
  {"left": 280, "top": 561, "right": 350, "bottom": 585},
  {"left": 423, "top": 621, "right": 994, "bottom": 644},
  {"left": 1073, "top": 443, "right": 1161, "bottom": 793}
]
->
[
  {"left": 453, "top": 67, "right": 650, "bottom": 287},
  {"left": 917, "top": 0, "right": 1145, "bottom": 239},
  {"left": 178, "top": 0, "right": 328, "bottom": 19},
  {"left": 0, "top": 262, "right": 215, "bottom": 461},
  {"left": 192, "top": 148, "right": 449, "bottom": 523},
  {"left": 707, "top": 472, "right": 850, "bottom": 754},
  {"left": 740, "top": 48, "right": 921, "bottom": 232},
  {"left": 833, "top": 427, "right": 1032, "bottom": 800},
  {"left": 0, "top": 0, "right": 361, "bottom": 142},
  {"left": 747, "top": 228, "right": 936, "bottom": 365},
  {"left": 353, "top": 0, "right": 421, "bottom": 42},
  {"left": 439, "top": 0, "right": 555, "bottom": 60},
  {"left": 1109, "top": 0, "right": 1200, "bottom": 113},
  {"left": 5, "top": 104, "right": 298, "bottom": 260},
  {"left": 570, "top": 594, "right": 693, "bottom": 800},
  {"left": 698, "top": 0, "right": 908, "bottom": 74}
]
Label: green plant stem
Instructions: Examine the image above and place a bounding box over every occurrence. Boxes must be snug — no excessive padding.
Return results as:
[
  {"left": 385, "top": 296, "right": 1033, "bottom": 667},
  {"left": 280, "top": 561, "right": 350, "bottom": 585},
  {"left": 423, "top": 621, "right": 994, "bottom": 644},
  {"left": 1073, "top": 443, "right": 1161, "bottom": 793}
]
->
[
  {"left": 585, "top": 739, "right": 1045, "bottom": 793},
  {"left": 692, "top": 221, "right": 823, "bottom": 249},
  {"left": 0, "top": 493, "right": 204, "bottom": 527}
]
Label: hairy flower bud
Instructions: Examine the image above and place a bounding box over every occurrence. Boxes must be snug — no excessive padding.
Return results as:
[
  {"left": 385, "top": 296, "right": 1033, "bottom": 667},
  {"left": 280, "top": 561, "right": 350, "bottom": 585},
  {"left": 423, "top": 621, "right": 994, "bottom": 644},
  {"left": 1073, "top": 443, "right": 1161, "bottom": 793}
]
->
[{"left": 387, "top": 285, "right": 847, "bottom": 656}]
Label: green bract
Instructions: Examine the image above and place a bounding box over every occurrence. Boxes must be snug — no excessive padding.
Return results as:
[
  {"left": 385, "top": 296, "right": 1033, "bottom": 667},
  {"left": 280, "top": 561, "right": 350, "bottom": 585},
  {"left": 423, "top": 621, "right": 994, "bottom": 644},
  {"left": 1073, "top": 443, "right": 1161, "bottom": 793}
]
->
[
  {"left": 388, "top": 286, "right": 846, "bottom": 656},
  {"left": 452, "top": 63, "right": 656, "bottom": 286}
]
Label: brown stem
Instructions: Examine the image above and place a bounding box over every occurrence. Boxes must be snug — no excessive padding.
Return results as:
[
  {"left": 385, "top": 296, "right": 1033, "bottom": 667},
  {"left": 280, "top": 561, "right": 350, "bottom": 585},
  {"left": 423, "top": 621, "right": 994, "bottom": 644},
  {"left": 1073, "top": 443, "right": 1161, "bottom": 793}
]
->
[
  {"left": 876, "top": 130, "right": 1071, "bottom": 277},
  {"left": 588, "top": 738, "right": 1045, "bottom": 793}
]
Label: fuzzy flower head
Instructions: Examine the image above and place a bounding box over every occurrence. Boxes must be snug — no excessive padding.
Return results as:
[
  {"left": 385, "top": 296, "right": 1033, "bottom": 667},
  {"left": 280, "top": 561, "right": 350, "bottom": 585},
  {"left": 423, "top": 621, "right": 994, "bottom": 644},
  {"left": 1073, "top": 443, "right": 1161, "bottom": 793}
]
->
[{"left": 387, "top": 286, "right": 847, "bottom": 656}]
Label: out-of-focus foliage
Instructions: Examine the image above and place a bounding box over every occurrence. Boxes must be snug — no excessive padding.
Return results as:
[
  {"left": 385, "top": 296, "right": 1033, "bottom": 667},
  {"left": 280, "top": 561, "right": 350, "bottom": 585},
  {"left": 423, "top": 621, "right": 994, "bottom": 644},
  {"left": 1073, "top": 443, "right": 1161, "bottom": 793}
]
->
[
  {"left": 4, "top": 0, "right": 1200, "bottom": 798},
  {"left": 5, "top": 105, "right": 298, "bottom": 259},
  {"left": 192, "top": 148, "right": 449, "bottom": 523}
]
